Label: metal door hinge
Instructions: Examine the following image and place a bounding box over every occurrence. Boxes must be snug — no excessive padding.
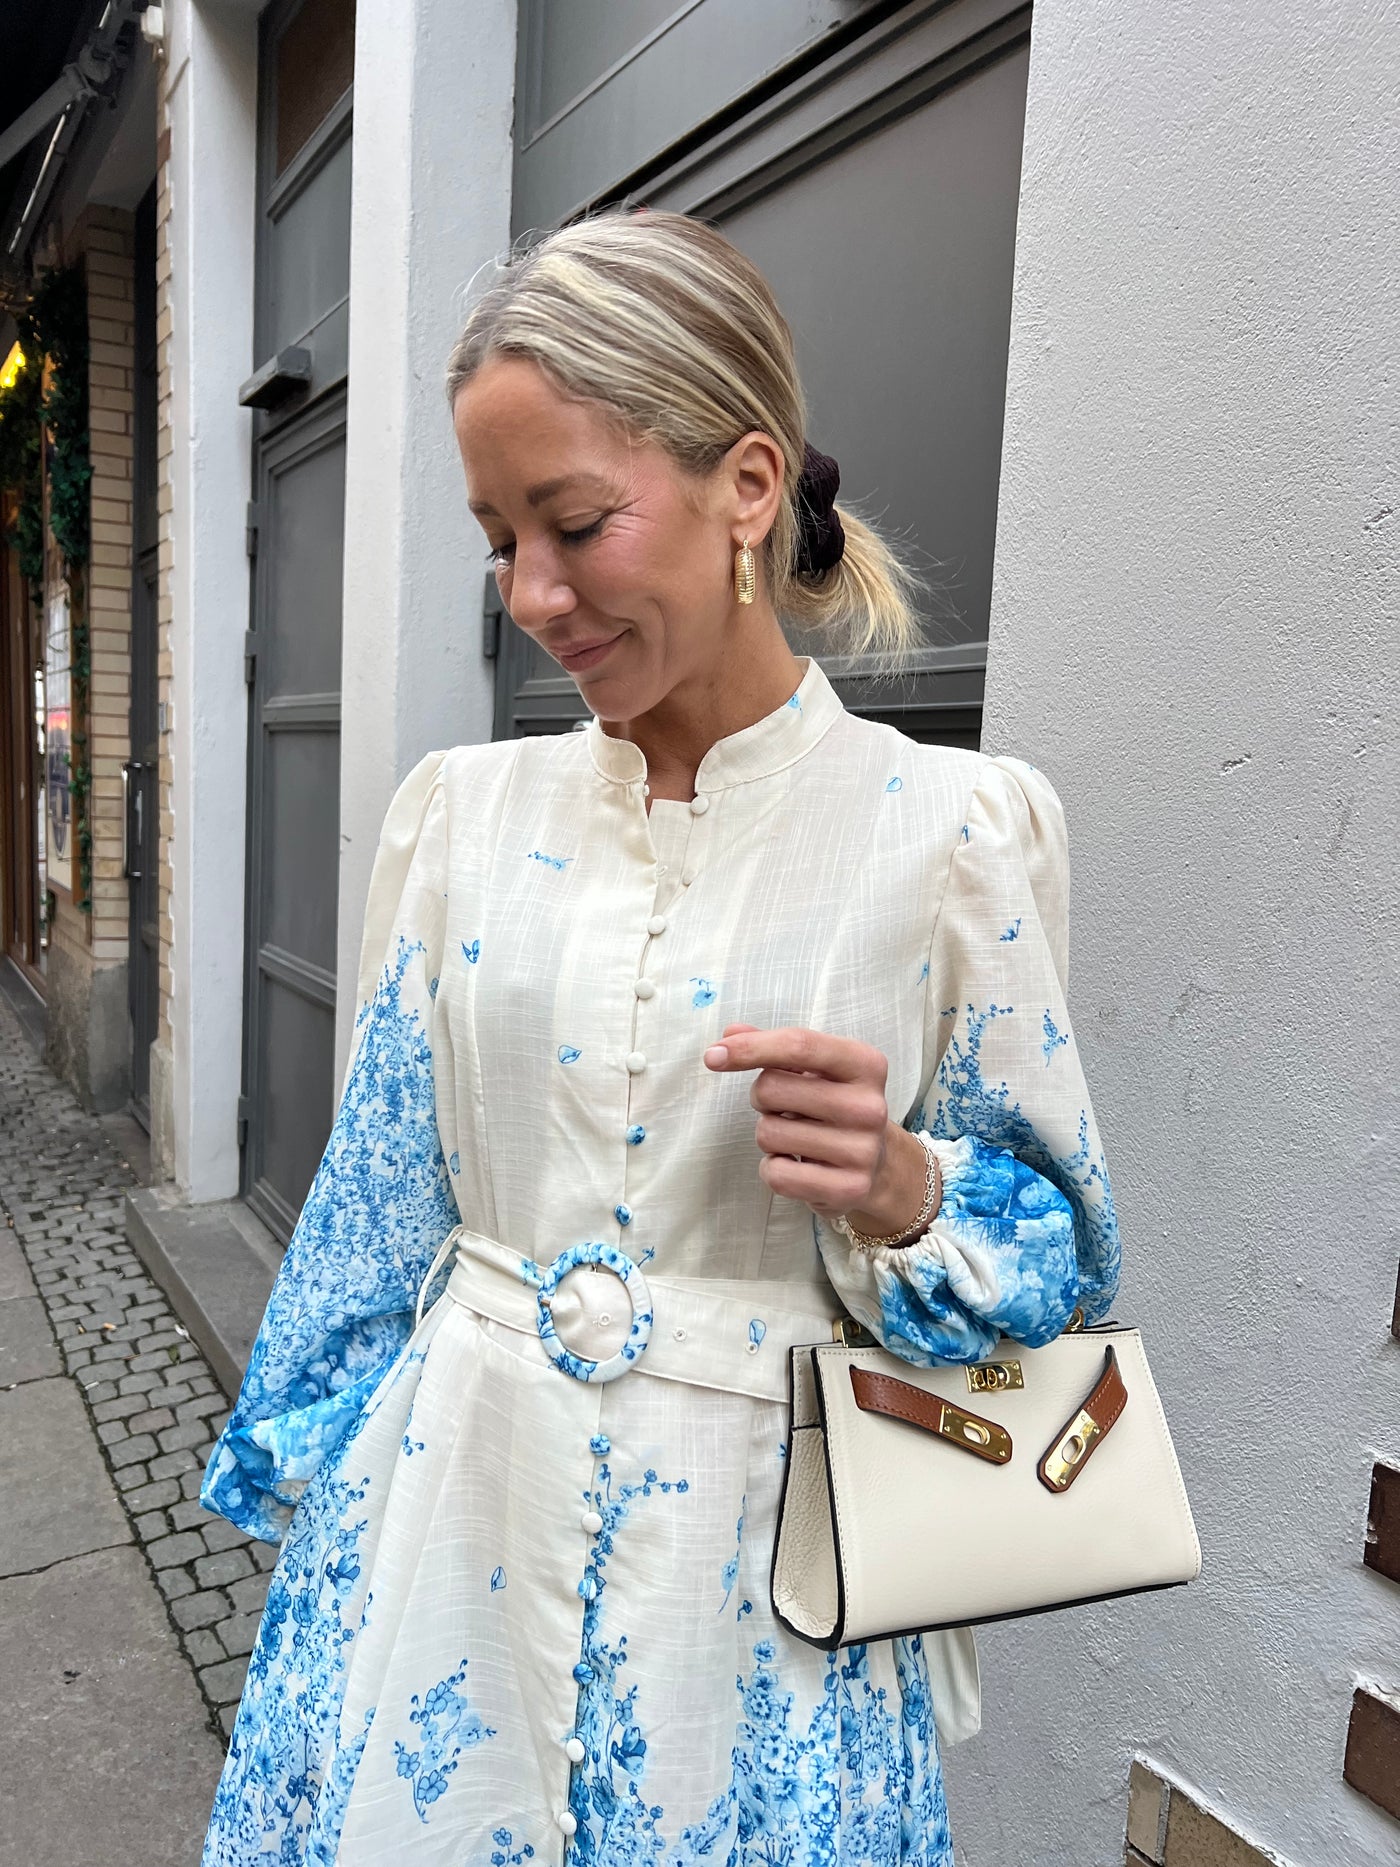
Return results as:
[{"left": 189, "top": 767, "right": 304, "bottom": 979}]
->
[
  {"left": 236, "top": 1095, "right": 251, "bottom": 1149},
  {"left": 246, "top": 501, "right": 260, "bottom": 558},
  {"left": 244, "top": 631, "right": 258, "bottom": 683}
]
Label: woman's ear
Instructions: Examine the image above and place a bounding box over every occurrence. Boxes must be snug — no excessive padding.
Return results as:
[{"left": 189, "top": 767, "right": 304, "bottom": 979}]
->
[{"left": 725, "top": 430, "right": 785, "bottom": 547}]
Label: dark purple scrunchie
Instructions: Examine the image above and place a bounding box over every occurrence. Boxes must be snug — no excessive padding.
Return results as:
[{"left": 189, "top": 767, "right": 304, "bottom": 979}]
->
[{"left": 793, "top": 441, "right": 846, "bottom": 577}]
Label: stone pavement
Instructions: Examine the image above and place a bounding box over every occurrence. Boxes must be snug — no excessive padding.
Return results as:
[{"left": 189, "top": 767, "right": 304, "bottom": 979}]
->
[{"left": 0, "top": 991, "right": 274, "bottom": 1867}]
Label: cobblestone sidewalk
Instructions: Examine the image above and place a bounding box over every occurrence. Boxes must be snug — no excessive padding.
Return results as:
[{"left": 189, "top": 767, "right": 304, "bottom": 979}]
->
[{"left": 0, "top": 994, "right": 273, "bottom": 1740}]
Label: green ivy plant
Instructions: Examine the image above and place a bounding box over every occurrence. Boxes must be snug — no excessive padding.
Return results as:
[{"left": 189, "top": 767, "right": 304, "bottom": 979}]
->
[{"left": 0, "top": 263, "right": 93, "bottom": 910}]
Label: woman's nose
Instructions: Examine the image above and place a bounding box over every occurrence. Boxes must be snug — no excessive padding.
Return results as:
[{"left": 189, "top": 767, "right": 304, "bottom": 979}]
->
[{"left": 506, "top": 542, "right": 578, "bottom": 634}]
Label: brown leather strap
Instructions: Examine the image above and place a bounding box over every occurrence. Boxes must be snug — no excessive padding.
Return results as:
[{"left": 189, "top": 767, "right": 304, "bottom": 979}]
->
[
  {"left": 849, "top": 1365, "right": 1012, "bottom": 1465},
  {"left": 1037, "top": 1344, "right": 1128, "bottom": 1493}
]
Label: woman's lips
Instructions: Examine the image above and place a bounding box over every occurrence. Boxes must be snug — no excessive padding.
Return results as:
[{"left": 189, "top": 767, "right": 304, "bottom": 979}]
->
[{"left": 555, "top": 631, "right": 624, "bottom": 674}]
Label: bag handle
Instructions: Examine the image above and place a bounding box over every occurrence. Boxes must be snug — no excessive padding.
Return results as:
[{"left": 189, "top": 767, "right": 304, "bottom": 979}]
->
[
  {"left": 1037, "top": 1345, "right": 1127, "bottom": 1493},
  {"left": 848, "top": 1366, "right": 1013, "bottom": 1465}
]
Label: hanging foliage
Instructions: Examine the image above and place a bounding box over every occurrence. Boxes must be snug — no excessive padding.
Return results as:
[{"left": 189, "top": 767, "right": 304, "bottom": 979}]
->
[
  {"left": 0, "top": 262, "right": 94, "bottom": 910},
  {"left": 0, "top": 340, "right": 44, "bottom": 585}
]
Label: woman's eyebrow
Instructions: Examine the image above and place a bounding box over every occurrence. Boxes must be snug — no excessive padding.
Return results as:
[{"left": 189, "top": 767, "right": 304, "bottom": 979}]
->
[{"left": 468, "top": 473, "right": 613, "bottom": 519}]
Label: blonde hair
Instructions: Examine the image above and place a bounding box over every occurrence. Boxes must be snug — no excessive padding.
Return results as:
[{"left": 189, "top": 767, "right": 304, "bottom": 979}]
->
[{"left": 445, "top": 210, "right": 925, "bottom": 663}]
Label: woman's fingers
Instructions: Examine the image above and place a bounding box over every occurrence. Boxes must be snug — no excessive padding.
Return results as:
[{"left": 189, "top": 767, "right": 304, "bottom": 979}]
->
[
  {"left": 704, "top": 1025, "right": 887, "bottom": 1086},
  {"left": 758, "top": 1152, "right": 871, "bottom": 1215},
  {"left": 749, "top": 1068, "right": 886, "bottom": 1129},
  {"left": 753, "top": 1111, "right": 882, "bottom": 1170},
  {"left": 703, "top": 1025, "right": 895, "bottom": 1217}
]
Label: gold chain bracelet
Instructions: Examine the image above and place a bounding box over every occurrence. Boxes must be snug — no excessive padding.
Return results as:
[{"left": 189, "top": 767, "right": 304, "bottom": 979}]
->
[{"left": 834, "top": 1132, "right": 943, "bottom": 1253}]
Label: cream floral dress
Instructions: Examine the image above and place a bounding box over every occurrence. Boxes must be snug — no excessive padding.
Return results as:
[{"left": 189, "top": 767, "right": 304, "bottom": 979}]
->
[{"left": 199, "top": 654, "right": 1118, "bottom": 1867}]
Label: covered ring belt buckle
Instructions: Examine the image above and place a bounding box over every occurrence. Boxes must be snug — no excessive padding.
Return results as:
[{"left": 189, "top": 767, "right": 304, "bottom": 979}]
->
[{"left": 527, "top": 1241, "right": 653, "bottom": 1383}]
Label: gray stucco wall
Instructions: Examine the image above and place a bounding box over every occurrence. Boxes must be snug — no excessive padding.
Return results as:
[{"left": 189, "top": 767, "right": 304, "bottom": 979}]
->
[
  {"left": 942, "top": 3, "right": 1400, "bottom": 1864},
  {"left": 45, "top": 940, "right": 130, "bottom": 1115}
]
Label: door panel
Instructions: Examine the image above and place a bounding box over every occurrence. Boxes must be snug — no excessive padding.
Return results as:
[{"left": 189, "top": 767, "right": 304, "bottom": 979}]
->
[
  {"left": 261, "top": 721, "right": 341, "bottom": 971},
  {"left": 256, "top": 972, "right": 337, "bottom": 1231},
  {"left": 263, "top": 117, "right": 353, "bottom": 386},
  {"left": 244, "top": 391, "right": 347, "bottom": 1241},
  {"left": 514, "top": 0, "right": 888, "bottom": 230},
  {"left": 242, "top": 0, "right": 354, "bottom": 1243}
]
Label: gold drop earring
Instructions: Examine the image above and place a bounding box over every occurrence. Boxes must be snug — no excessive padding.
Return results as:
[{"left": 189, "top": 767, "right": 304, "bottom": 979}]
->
[{"left": 734, "top": 536, "right": 756, "bottom": 606}]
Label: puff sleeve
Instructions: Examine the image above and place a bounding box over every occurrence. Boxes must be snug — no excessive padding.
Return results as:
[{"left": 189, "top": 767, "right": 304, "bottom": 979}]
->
[
  {"left": 820, "top": 755, "right": 1120, "bottom": 1364},
  {"left": 200, "top": 751, "right": 461, "bottom": 1541}
]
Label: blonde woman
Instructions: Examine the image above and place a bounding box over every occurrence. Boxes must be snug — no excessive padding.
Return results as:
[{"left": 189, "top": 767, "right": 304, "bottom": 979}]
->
[{"left": 199, "top": 210, "right": 1118, "bottom": 1867}]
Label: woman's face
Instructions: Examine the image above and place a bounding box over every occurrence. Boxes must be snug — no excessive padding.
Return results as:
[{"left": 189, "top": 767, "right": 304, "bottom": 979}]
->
[{"left": 454, "top": 354, "right": 779, "bottom": 724}]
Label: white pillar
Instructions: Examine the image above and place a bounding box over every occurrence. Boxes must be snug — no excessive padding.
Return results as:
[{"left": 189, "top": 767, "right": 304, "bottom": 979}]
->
[
  {"left": 335, "top": 0, "right": 516, "bottom": 1086},
  {"left": 164, "top": 0, "right": 257, "bottom": 1199}
]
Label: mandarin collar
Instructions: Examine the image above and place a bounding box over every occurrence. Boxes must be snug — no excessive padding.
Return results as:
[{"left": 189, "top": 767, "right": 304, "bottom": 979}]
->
[{"left": 586, "top": 656, "right": 844, "bottom": 792}]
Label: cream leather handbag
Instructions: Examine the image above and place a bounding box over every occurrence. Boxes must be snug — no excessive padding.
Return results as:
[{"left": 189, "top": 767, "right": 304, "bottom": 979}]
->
[{"left": 771, "top": 1323, "right": 1200, "bottom": 1648}]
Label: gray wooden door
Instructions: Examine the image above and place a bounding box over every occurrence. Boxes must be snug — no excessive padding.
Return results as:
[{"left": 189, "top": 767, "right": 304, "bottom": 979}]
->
[
  {"left": 240, "top": 0, "right": 355, "bottom": 1242},
  {"left": 126, "top": 181, "right": 159, "bottom": 1125},
  {"left": 501, "top": 0, "right": 1030, "bottom": 748}
]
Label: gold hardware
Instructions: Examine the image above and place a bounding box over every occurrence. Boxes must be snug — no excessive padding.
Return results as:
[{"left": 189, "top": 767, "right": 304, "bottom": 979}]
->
[
  {"left": 832, "top": 1317, "right": 875, "bottom": 1347},
  {"left": 734, "top": 537, "right": 756, "bottom": 605},
  {"left": 1063, "top": 1307, "right": 1086, "bottom": 1333},
  {"left": 936, "top": 1401, "right": 1012, "bottom": 1465},
  {"left": 967, "top": 1360, "right": 1023, "bottom": 1393},
  {"left": 1042, "top": 1407, "right": 1102, "bottom": 1489}
]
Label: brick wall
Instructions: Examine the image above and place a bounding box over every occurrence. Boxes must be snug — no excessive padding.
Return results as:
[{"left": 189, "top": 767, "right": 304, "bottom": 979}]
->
[
  {"left": 76, "top": 204, "right": 135, "bottom": 967},
  {"left": 40, "top": 206, "right": 136, "bottom": 1113}
]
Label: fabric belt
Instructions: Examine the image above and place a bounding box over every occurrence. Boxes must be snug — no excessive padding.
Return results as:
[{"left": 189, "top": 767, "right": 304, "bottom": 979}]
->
[{"left": 416, "top": 1224, "right": 841, "bottom": 1405}]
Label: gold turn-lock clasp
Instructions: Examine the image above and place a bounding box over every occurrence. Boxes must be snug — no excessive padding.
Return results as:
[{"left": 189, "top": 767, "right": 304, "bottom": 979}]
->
[
  {"left": 936, "top": 1399, "right": 1013, "bottom": 1465},
  {"left": 967, "top": 1359, "right": 1024, "bottom": 1394},
  {"left": 1041, "top": 1407, "right": 1103, "bottom": 1490}
]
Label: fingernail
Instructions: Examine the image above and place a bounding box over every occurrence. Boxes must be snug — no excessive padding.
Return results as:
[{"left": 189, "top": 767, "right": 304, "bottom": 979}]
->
[{"left": 703, "top": 1044, "right": 729, "bottom": 1068}]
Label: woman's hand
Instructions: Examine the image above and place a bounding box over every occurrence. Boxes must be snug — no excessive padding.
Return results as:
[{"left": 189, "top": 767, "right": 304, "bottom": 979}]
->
[{"left": 703, "top": 1023, "right": 933, "bottom": 1238}]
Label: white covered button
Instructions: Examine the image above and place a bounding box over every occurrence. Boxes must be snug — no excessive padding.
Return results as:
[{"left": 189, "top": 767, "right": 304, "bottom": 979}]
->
[
  {"left": 647, "top": 915, "right": 667, "bottom": 936},
  {"left": 564, "top": 1737, "right": 586, "bottom": 1764},
  {"left": 581, "top": 1510, "right": 604, "bottom": 1535},
  {"left": 625, "top": 1052, "right": 647, "bottom": 1074},
  {"left": 633, "top": 978, "right": 655, "bottom": 1000},
  {"left": 557, "top": 1810, "right": 578, "bottom": 1836},
  {"left": 689, "top": 794, "right": 710, "bottom": 815}
]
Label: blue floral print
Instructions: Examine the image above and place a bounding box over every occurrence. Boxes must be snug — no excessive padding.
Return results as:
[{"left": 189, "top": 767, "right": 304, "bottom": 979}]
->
[
  {"left": 922, "top": 999, "right": 1119, "bottom": 1322},
  {"left": 393, "top": 1660, "right": 496, "bottom": 1823},
  {"left": 490, "top": 1830, "right": 536, "bottom": 1867},
  {"left": 527, "top": 850, "right": 573, "bottom": 872},
  {"left": 462, "top": 938, "right": 480, "bottom": 963},
  {"left": 690, "top": 977, "right": 717, "bottom": 1008},
  {"left": 202, "top": 1462, "right": 377, "bottom": 1862},
  {"left": 558, "top": 1044, "right": 583, "bottom": 1065},
  {"left": 569, "top": 1462, "right": 690, "bottom": 1860},
  {"left": 201, "top": 938, "right": 459, "bottom": 1542},
  {"left": 866, "top": 1134, "right": 1079, "bottom": 1361},
  {"left": 720, "top": 1501, "right": 745, "bottom": 1611},
  {"left": 1042, "top": 1010, "right": 1069, "bottom": 1064}
]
